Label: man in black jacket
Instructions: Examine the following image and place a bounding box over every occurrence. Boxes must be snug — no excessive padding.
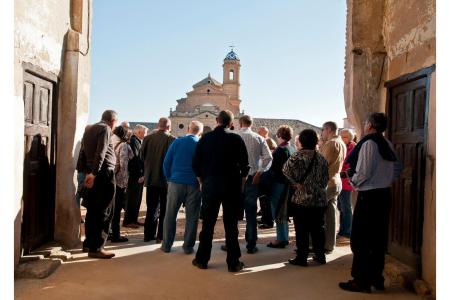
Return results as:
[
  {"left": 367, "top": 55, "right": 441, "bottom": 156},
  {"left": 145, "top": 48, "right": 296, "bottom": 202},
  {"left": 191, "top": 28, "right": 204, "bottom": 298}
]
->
[
  {"left": 82, "top": 110, "right": 118, "bottom": 259},
  {"left": 192, "top": 110, "right": 249, "bottom": 272},
  {"left": 123, "top": 124, "right": 147, "bottom": 227}
]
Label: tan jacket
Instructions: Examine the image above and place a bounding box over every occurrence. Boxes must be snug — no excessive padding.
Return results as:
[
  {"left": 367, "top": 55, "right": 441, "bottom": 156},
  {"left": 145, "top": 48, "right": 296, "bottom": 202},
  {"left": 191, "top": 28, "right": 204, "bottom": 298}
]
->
[{"left": 319, "top": 135, "right": 346, "bottom": 188}]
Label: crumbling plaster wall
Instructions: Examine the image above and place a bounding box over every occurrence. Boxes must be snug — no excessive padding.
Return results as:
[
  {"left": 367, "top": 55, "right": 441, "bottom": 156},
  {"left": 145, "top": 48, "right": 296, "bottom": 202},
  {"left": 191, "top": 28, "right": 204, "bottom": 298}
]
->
[
  {"left": 14, "top": 0, "right": 72, "bottom": 267},
  {"left": 344, "top": 0, "right": 436, "bottom": 294}
]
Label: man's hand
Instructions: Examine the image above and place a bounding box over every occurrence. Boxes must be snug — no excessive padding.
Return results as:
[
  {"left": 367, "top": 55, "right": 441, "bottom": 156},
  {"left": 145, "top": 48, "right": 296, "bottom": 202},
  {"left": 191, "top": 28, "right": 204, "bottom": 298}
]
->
[
  {"left": 84, "top": 173, "right": 96, "bottom": 189},
  {"left": 241, "top": 177, "right": 248, "bottom": 193},
  {"left": 138, "top": 176, "right": 144, "bottom": 184},
  {"left": 252, "top": 172, "right": 262, "bottom": 185}
]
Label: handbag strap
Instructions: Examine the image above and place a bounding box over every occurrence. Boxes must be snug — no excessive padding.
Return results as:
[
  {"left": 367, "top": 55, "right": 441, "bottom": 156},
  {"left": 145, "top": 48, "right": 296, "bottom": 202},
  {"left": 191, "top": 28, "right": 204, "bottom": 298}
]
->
[{"left": 299, "top": 151, "right": 317, "bottom": 184}]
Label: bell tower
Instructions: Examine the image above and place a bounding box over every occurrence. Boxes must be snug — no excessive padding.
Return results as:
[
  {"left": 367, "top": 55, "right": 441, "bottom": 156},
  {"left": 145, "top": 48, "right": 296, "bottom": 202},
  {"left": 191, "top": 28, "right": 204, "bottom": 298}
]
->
[{"left": 222, "top": 48, "right": 241, "bottom": 114}]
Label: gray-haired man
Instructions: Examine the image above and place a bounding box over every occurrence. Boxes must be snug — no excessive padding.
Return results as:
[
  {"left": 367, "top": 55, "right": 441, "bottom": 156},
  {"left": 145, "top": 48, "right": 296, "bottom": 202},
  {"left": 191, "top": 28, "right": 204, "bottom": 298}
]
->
[
  {"left": 123, "top": 124, "right": 147, "bottom": 227},
  {"left": 161, "top": 121, "right": 204, "bottom": 254},
  {"left": 82, "top": 110, "right": 118, "bottom": 259}
]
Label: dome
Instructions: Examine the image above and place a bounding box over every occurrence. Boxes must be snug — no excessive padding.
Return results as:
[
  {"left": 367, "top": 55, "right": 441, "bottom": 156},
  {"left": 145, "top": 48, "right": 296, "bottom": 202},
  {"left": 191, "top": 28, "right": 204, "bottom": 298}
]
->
[{"left": 225, "top": 50, "right": 239, "bottom": 60}]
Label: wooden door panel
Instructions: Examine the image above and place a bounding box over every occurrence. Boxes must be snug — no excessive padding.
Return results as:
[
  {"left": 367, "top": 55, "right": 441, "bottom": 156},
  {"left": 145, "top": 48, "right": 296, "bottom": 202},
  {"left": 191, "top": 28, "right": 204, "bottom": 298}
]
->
[
  {"left": 387, "top": 73, "right": 428, "bottom": 272},
  {"left": 22, "top": 68, "right": 56, "bottom": 253}
]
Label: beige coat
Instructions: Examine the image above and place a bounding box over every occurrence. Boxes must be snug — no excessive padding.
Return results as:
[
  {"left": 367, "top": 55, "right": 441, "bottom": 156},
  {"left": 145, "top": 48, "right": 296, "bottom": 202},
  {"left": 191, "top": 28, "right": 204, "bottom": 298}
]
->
[{"left": 319, "top": 135, "right": 346, "bottom": 188}]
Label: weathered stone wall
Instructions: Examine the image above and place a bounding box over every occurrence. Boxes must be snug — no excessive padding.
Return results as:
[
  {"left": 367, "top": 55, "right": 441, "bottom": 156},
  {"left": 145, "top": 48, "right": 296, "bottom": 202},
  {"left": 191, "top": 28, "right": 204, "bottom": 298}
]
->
[
  {"left": 344, "top": 0, "right": 435, "bottom": 293},
  {"left": 14, "top": 0, "right": 91, "bottom": 266},
  {"left": 170, "top": 114, "right": 218, "bottom": 137}
]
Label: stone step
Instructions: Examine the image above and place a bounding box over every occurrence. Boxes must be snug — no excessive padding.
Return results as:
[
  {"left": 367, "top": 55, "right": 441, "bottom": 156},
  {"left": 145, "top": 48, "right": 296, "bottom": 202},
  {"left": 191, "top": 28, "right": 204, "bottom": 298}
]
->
[
  {"left": 29, "top": 243, "right": 73, "bottom": 261},
  {"left": 15, "top": 258, "right": 61, "bottom": 279},
  {"left": 385, "top": 255, "right": 434, "bottom": 298}
]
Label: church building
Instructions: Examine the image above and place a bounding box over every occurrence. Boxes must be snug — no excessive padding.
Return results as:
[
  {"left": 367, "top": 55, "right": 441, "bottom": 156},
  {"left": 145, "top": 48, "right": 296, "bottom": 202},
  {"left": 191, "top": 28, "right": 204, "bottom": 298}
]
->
[
  {"left": 169, "top": 49, "right": 320, "bottom": 137},
  {"left": 169, "top": 49, "right": 242, "bottom": 136}
]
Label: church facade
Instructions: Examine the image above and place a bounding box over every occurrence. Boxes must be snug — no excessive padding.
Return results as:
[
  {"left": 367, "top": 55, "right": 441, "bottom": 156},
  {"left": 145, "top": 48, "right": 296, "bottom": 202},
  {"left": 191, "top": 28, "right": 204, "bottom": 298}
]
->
[{"left": 169, "top": 50, "right": 320, "bottom": 137}]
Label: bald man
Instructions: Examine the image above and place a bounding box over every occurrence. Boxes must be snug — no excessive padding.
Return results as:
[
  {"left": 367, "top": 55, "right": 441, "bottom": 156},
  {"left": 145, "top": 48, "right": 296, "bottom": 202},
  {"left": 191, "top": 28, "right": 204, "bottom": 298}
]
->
[
  {"left": 162, "top": 121, "right": 204, "bottom": 254},
  {"left": 140, "top": 117, "right": 176, "bottom": 242}
]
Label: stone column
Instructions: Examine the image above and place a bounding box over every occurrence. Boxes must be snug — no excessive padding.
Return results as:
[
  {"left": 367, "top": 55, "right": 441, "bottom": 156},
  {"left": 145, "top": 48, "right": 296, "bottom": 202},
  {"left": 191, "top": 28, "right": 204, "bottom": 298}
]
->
[{"left": 54, "top": 0, "right": 91, "bottom": 248}]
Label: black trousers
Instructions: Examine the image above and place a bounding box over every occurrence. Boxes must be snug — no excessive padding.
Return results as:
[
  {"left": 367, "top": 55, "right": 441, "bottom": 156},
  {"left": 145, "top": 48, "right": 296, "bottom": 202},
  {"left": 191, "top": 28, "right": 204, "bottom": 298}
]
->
[
  {"left": 83, "top": 168, "right": 116, "bottom": 252},
  {"left": 144, "top": 185, "right": 167, "bottom": 240},
  {"left": 350, "top": 188, "right": 391, "bottom": 287},
  {"left": 124, "top": 176, "right": 144, "bottom": 225},
  {"left": 259, "top": 195, "right": 274, "bottom": 226},
  {"left": 258, "top": 171, "right": 273, "bottom": 225},
  {"left": 195, "top": 177, "right": 242, "bottom": 267},
  {"left": 293, "top": 205, "right": 326, "bottom": 261},
  {"left": 110, "top": 186, "right": 127, "bottom": 238}
]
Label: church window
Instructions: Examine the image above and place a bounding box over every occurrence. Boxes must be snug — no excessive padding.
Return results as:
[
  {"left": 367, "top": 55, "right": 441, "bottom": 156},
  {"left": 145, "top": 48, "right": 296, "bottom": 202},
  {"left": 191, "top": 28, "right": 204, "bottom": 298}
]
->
[
  {"left": 207, "top": 89, "right": 210, "bottom": 94},
  {"left": 229, "top": 69, "right": 234, "bottom": 80},
  {"left": 205, "top": 114, "right": 208, "bottom": 118},
  {"left": 179, "top": 124, "right": 184, "bottom": 129}
]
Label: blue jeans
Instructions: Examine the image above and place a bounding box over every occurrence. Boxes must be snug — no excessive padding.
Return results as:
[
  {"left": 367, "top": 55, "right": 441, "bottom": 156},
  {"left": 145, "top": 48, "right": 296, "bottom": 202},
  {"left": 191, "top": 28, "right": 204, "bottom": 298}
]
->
[
  {"left": 162, "top": 182, "right": 201, "bottom": 252},
  {"left": 337, "top": 189, "right": 353, "bottom": 237},
  {"left": 269, "top": 182, "right": 289, "bottom": 242},
  {"left": 244, "top": 175, "right": 259, "bottom": 249}
]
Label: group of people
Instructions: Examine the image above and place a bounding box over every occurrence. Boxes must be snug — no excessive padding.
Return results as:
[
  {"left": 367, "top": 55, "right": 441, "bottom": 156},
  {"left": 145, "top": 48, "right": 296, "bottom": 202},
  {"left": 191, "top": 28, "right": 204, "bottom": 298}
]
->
[{"left": 77, "top": 109, "right": 401, "bottom": 294}]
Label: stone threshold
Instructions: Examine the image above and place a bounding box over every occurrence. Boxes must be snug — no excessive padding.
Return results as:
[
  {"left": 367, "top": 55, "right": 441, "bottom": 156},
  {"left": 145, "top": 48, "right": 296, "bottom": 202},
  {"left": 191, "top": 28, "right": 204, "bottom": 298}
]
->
[
  {"left": 385, "top": 255, "right": 435, "bottom": 299},
  {"left": 15, "top": 242, "right": 73, "bottom": 279}
]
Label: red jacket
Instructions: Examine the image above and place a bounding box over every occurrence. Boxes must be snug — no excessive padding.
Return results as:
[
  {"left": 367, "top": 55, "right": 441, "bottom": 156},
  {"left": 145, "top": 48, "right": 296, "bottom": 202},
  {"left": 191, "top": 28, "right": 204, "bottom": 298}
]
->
[{"left": 341, "top": 141, "right": 356, "bottom": 191}]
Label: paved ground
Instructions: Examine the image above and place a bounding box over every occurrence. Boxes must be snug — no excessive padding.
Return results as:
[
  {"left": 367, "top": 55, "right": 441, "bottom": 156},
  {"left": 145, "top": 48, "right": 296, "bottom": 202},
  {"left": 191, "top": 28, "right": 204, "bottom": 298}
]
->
[{"left": 15, "top": 193, "right": 422, "bottom": 300}]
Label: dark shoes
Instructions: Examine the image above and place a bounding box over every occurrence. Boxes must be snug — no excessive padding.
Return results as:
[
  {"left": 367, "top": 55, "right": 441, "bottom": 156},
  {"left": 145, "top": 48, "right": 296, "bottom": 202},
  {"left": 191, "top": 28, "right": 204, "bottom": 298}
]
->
[
  {"left": 123, "top": 223, "right": 139, "bottom": 228},
  {"left": 312, "top": 255, "right": 326, "bottom": 265},
  {"left": 160, "top": 247, "right": 170, "bottom": 253},
  {"left": 228, "top": 261, "right": 245, "bottom": 272},
  {"left": 88, "top": 249, "right": 115, "bottom": 259},
  {"left": 247, "top": 246, "right": 258, "bottom": 254},
  {"left": 144, "top": 236, "right": 156, "bottom": 242},
  {"left": 155, "top": 238, "right": 162, "bottom": 244},
  {"left": 110, "top": 236, "right": 129, "bottom": 243},
  {"left": 183, "top": 247, "right": 194, "bottom": 254},
  {"left": 220, "top": 245, "right": 227, "bottom": 252},
  {"left": 288, "top": 257, "right": 307, "bottom": 267},
  {"left": 258, "top": 224, "right": 273, "bottom": 229},
  {"left": 372, "top": 281, "right": 386, "bottom": 291},
  {"left": 267, "top": 241, "right": 288, "bottom": 248},
  {"left": 192, "top": 258, "right": 207, "bottom": 269},
  {"left": 338, "top": 280, "right": 371, "bottom": 293}
]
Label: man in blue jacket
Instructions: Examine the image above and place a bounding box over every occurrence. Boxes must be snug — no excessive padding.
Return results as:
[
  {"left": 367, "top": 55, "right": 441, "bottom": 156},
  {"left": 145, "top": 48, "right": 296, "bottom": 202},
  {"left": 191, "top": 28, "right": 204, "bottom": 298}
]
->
[{"left": 161, "top": 120, "right": 204, "bottom": 254}]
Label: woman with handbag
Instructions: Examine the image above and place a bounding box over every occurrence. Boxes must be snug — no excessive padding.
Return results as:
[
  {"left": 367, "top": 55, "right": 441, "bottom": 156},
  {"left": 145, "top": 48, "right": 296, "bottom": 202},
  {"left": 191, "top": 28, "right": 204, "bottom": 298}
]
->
[{"left": 282, "top": 129, "right": 329, "bottom": 266}]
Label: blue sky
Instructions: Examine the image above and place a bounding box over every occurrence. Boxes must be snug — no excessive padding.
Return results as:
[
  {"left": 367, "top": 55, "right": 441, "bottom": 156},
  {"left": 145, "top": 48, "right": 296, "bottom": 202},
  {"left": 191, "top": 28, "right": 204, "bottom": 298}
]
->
[{"left": 89, "top": 0, "right": 347, "bottom": 127}]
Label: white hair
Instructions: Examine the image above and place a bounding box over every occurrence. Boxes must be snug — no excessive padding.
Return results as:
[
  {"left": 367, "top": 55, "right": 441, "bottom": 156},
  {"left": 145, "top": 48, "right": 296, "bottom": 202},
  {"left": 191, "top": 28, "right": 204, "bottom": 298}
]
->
[
  {"left": 189, "top": 120, "right": 204, "bottom": 135},
  {"left": 339, "top": 128, "right": 355, "bottom": 141}
]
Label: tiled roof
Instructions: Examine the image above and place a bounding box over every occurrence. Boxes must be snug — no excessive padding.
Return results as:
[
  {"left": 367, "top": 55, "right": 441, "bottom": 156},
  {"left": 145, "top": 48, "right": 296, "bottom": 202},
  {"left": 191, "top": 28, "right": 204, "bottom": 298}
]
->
[
  {"left": 129, "top": 122, "right": 158, "bottom": 130},
  {"left": 193, "top": 73, "right": 222, "bottom": 88},
  {"left": 225, "top": 50, "right": 239, "bottom": 60}
]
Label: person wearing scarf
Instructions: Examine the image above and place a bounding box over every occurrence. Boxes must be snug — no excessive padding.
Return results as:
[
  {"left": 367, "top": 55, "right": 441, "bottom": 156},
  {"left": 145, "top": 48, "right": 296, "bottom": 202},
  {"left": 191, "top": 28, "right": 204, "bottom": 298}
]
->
[{"left": 339, "top": 112, "right": 402, "bottom": 293}]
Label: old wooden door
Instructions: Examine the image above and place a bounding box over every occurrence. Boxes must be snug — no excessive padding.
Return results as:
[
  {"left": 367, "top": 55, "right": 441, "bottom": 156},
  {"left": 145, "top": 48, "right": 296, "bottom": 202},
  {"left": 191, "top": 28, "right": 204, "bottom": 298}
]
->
[
  {"left": 386, "top": 66, "right": 433, "bottom": 273},
  {"left": 22, "top": 66, "right": 57, "bottom": 253}
]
